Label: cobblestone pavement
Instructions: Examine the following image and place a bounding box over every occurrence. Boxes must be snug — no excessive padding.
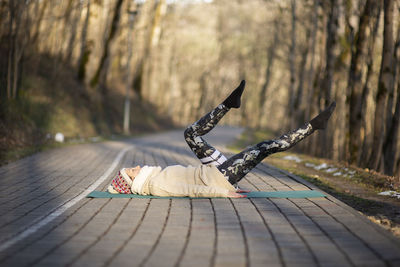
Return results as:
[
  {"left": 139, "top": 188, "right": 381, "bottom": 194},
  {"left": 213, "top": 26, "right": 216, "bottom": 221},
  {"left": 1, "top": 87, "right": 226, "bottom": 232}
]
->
[{"left": 0, "top": 126, "right": 399, "bottom": 267}]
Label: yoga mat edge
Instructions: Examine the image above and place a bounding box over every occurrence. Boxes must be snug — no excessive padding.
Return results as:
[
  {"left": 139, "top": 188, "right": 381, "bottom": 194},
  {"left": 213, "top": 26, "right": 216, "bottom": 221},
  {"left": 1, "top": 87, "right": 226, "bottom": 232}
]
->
[{"left": 87, "top": 190, "right": 325, "bottom": 199}]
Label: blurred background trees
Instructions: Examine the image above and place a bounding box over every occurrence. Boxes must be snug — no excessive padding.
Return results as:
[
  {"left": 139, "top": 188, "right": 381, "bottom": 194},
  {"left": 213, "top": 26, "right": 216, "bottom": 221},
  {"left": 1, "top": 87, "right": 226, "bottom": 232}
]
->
[{"left": 1, "top": 0, "right": 400, "bottom": 177}]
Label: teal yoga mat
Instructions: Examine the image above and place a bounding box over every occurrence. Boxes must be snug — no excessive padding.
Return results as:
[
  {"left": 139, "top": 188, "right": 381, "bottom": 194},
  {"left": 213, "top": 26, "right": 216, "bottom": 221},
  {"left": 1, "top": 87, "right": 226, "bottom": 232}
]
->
[{"left": 87, "top": 190, "right": 325, "bottom": 199}]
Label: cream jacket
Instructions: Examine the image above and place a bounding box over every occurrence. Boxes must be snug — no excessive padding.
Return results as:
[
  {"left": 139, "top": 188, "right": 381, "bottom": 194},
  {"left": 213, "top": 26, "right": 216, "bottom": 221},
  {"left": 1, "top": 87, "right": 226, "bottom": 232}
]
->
[{"left": 114, "top": 164, "right": 236, "bottom": 198}]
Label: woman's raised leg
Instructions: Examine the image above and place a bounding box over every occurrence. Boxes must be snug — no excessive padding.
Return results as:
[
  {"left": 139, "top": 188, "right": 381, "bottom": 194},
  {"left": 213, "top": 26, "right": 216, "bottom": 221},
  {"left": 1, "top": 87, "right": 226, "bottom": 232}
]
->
[
  {"left": 184, "top": 80, "right": 245, "bottom": 166},
  {"left": 218, "top": 102, "right": 336, "bottom": 185}
]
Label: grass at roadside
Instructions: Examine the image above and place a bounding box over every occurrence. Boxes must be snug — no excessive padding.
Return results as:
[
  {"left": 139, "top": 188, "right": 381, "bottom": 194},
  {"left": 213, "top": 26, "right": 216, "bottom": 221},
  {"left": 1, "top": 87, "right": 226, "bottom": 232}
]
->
[{"left": 229, "top": 128, "right": 400, "bottom": 238}]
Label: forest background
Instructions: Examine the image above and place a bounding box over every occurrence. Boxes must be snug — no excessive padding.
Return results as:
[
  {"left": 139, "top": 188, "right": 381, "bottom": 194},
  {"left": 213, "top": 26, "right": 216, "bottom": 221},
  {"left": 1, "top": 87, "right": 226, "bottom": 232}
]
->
[{"left": 1, "top": 0, "right": 400, "bottom": 179}]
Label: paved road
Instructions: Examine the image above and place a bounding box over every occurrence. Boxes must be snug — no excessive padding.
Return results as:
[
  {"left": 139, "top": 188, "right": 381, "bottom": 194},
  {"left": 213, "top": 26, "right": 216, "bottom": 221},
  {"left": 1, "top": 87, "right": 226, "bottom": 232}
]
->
[{"left": 0, "top": 126, "right": 399, "bottom": 267}]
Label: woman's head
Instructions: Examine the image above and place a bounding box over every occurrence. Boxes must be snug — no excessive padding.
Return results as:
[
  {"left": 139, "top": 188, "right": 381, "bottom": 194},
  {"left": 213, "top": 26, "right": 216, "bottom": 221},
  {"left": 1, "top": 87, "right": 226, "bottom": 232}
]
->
[
  {"left": 125, "top": 166, "right": 141, "bottom": 179},
  {"left": 109, "top": 166, "right": 141, "bottom": 194}
]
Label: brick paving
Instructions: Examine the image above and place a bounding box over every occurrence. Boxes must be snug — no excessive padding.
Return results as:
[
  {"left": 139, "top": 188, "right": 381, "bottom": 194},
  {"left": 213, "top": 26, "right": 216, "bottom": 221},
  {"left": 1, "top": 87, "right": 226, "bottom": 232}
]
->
[{"left": 0, "top": 126, "right": 399, "bottom": 267}]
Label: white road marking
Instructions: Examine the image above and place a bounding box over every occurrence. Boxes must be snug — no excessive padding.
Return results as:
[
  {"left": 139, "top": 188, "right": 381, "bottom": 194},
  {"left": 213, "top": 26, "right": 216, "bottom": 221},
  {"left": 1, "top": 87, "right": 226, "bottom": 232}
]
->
[{"left": 0, "top": 146, "right": 131, "bottom": 253}]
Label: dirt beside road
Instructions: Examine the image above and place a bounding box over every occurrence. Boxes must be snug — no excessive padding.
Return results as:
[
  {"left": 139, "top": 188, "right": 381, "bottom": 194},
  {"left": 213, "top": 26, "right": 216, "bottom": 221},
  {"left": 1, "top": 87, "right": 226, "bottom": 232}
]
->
[
  {"left": 265, "top": 153, "right": 400, "bottom": 239},
  {"left": 230, "top": 129, "right": 400, "bottom": 239}
]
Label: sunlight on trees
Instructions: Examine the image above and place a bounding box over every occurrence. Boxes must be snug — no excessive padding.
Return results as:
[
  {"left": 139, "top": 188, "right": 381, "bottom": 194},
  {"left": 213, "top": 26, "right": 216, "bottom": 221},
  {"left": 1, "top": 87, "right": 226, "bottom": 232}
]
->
[{"left": 1, "top": 0, "right": 400, "bottom": 177}]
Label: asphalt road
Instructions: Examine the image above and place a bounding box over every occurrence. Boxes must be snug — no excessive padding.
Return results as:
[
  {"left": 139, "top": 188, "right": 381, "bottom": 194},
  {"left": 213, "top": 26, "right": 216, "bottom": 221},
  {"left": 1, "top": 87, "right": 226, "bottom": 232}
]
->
[{"left": 0, "top": 126, "right": 399, "bottom": 267}]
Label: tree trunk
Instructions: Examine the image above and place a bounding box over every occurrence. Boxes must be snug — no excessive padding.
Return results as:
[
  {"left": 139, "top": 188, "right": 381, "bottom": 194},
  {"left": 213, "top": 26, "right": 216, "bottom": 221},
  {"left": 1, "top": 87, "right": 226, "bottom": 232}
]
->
[
  {"left": 123, "top": 8, "right": 138, "bottom": 134},
  {"left": 90, "top": 0, "right": 124, "bottom": 90},
  {"left": 65, "top": 3, "right": 82, "bottom": 62},
  {"left": 142, "top": 0, "right": 166, "bottom": 102},
  {"left": 383, "top": 8, "right": 400, "bottom": 175},
  {"left": 196, "top": 72, "right": 209, "bottom": 120},
  {"left": 359, "top": 3, "right": 382, "bottom": 166},
  {"left": 293, "top": 26, "right": 311, "bottom": 125},
  {"left": 383, "top": 77, "right": 400, "bottom": 175},
  {"left": 30, "top": 0, "right": 48, "bottom": 46},
  {"left": 77, "top": 0, "right": 91, "bottom": 81},
  {"left": 131, "top": 0, "right": 156, "bottom": 99},
  {"left": 368, "top": 0, "right": 394, "bottom": 171},
  {"left": 58, "top": 0, "right": 74, "bottom": 61},
  {"left": 7, "top": 0, "right": 30, "bottom": 100},
  {"left": 321, "top": 0, "right": 339, "bottom": 106},
  {"left": 6, "top": 7, "right": 14, "bottom": 99},
  {"left": 287, "top": 0, "right": 297, "bottom": 128},
  {"left": 318, "top": 0, "right": 339, "bottom": 157},
  {"left": 0, "top": 1, "right": 7, "bottom": 37},
  {"left": 304, "top": 0, "right": 319, "bottom": 121},
  {"left": 347, "top": 0, "right": 379, "bottom": 164},
  {"left": 385, "top": 4, "right": 399, "bottom": 136},
  {"left": 258, "top": 18, "right": 280, "bottom": 129}
]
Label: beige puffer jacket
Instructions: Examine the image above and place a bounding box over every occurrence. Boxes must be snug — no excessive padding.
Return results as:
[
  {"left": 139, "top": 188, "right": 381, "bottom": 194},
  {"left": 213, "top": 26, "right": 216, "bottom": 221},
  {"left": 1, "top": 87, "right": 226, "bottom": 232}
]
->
[{"left": 130, "top": 164, "right": 236, "bottom": 197}]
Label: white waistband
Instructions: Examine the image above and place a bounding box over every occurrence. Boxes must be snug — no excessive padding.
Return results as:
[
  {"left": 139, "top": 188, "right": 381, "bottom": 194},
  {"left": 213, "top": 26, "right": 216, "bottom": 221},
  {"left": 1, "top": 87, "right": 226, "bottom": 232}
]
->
[{"left": 200, "top": 150, "right": 227, "bottom": 165}]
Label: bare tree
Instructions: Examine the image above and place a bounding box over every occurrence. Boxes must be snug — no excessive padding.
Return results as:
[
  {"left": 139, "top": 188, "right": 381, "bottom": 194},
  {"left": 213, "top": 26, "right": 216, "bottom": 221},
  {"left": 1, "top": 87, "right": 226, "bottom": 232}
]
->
[
  {"left": 130, "top": 0, "right": 156, "bottom": 99},
  {"left": 90, "top": 0, "right": 125, "bottom": 92},
  {"left": 142, "top": 0, "right": 167, "bottom": 101},
  {"left": 6, "top": 0, "right": 32, "bottom": 99},
  {"left": 317, "top": 0, "right": 339, "bottom": 157},
  {"left": 347, "top": 0, "right": 380, "bottom": 164},
  {"left": 77, "top": 0, "right": 91, "bottom": 81},
  {"left": 65, "top": 1, "right": 82, "bottom": 62},
  {"left": 383, "top": 74, "right": 400, "bottom": 175},
  {"left": 287, "top": 0, "right": 297, "bottom": 127},
  {"left": 30, "top": 0, "right": 48, "bottom": 47},
  {"left": 382, "top": 5, "right": 400, "bottom": 175},
  {"left": 293, "top": 24, "right": 312, "bottom": 124},
  {"left": 321, "top": 0, "right": 339, "bottom": 106},
  {"left": 2, "top": 0, "right": 400, "bottom": 177},
  {"left": 304, "top": 0, "right": 320, "bottom": 121},
  {"left": 359, "top": 2, "right": 382, "bottom": 166},
  {"left": 258, "top": 17, "right": 280, "bottom": 128},
  {"left": 123, "top": 5, "right": 139, "bottom": 134},
  {"left": 368, "top": 0, "right": 395, "bottom": 171}
]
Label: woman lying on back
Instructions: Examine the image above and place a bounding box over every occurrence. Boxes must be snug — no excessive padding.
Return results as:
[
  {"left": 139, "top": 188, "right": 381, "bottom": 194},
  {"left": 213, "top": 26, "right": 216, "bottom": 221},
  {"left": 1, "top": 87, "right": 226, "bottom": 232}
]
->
[{"left": 108, "top": 80, "right": 335, "bottom": 198}]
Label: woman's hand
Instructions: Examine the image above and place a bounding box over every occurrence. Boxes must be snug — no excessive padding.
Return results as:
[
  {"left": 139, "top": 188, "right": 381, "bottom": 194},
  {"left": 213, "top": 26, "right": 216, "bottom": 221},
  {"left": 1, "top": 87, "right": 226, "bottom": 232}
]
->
[
  {"left": 227, "top": 191, "right": 247, "bottom": 198},
  {"left": 236, "top": 189, "right": 250, "bottom": 193}
]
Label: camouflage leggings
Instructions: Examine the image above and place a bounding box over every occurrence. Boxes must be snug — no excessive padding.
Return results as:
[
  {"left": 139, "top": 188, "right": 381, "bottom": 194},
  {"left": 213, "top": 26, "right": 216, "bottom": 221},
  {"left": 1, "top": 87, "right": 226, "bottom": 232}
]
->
[{"left": 184, "top": 104, "right": 315, "bottom": 185}]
